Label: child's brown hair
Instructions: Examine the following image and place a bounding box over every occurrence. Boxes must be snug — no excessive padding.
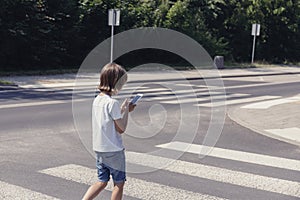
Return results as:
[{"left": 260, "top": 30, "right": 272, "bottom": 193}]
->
[{"left": 98, "top": 63, "right": 127, "bottom": 95}]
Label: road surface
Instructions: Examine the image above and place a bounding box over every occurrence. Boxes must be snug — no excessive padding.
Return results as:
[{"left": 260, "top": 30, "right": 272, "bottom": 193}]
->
[{"left": 0, "top": 70, "right": 300, "bottom": 199}]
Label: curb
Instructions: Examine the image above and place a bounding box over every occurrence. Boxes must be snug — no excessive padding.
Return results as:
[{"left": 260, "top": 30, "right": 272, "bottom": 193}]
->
[
  {"left": 227, "top": 107, "right": 300, "bottom": 147},
  {"left": 19, "top": 70, "right": 300, "bottom": 89},
  {"left": 3, "top": 68, "right": 300, "bottom": 88},
  {"left": 128, "top": 71, "right": 300, "bottom": 84}
]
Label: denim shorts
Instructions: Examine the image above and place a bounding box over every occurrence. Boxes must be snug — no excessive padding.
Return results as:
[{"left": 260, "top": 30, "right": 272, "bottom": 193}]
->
[{"left": 95, "top": 150, "right": 126, "bottom": 183}]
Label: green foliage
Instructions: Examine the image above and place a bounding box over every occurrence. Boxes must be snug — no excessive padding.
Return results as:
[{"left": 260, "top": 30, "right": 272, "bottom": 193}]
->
[
  {"left": 164, "top": 0, "right": 229, "bottom": 57},
  {"left": 0, "top": 0, "right": 299, "bottom": 71},
  {"left": 0, "top": 0, "right": 81, "bottom": 70},
  {"left": 254, "top": 0, "right": 300, "bottom": 63},
  {"left": 220, "top": 0, "right": 300, "bottom": 63}
]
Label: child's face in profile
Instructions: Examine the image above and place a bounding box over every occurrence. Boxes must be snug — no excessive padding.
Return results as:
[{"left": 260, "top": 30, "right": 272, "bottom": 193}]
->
[{"left": 113, "top": 75, "right": 127, "bottom": 95}]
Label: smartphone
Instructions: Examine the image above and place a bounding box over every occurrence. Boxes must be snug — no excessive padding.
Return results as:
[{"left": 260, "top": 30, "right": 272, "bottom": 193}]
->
[{"left": 130, "top": 93, "right": 143, "bottom": 104}]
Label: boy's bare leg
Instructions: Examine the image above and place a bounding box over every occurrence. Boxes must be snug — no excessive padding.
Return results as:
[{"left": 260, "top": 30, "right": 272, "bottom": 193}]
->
[
  {"left": 111, "top": 182, "right": 125, "bottom": 200},
  {"left": 82, "top": 182, "right": 108, "bottom": 200}
]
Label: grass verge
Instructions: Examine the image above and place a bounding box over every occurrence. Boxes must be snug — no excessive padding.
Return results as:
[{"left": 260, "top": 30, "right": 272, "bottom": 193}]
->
[
  {"left": 224, "top": 62, "right": 299, "bottom": 69},
  {"left": 0, "top": 68, "right": 79, "bottom": 76},
  {"left": 0, "top": 80, "right": 15, "bottom": 86}
]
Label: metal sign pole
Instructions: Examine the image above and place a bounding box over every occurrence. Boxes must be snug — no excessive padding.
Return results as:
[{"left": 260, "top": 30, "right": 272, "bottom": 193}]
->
[
  {"left": 108, "top": 9, "right": 120, "bottom": 63},
  {"left": 251, "top": 31, "right": 257, "bottom": 64},
  {"left": 110, "top": 21, "right": 114, "bottom": 63}
]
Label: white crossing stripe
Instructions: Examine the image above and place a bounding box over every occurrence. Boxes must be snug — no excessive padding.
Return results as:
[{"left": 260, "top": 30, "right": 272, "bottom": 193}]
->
[
  {"left": 129, "top": 88, "right": 171, "bottom": 93},
  {"left": 144, "top": 87, "right": 209, "bottom": 96},
  {"left": 159, "top": 93, "right": 250, "bottom": 104},
  {"left": 156, "top": 141, "right": 300, "bottom": 172},
  {"left": 196, "top": 95, "right": 281, "bottom": 107},
  {"left": 222, "top": 80, "right": 300, "bottom": 90},
  {"left": 174, "top": 83, "right": 221, "bottom": 89},
  {"left": 175, "top": 83, "right": 207, "bottom": 87},
  {"left": 265, "top": 128, "right": 300, "bottom": 143},
  {"left": 126, "top": 151, "right": 300, "bottom": 197},
  {"left": 196, "top": 93, "right": 251, "bottom": 102},
  {"left": 0, "top": 180, "right": 58, "bottom": 200},
  {"left": 144, "top": 92, "right": 198, "bottom": 101},
  {"left": 122, "top": 86, "right": 149, "bottom": 90},
  {"left": 145, "top": 91, "right": 223, "bottom": 101},
  {"left": 242, "top": 94, "right": 300, "bottom": 109},
  {"left": 40, "top": 164, "right": 227, "bottom": 200}
]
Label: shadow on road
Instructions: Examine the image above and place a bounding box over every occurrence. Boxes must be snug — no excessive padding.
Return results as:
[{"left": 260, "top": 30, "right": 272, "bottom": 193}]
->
[{"left": 0, "top": 86, "right": 74, "bottom": 102}]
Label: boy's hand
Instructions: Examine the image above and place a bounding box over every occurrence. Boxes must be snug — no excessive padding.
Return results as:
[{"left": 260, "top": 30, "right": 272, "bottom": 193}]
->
[
  {"left": 129, "top": 103, "right": 136, "bottom": 112},
  {"left": 121, "top": 99, "right": 136, "bottom": 113},
  {"left": 121, "top": 99, "right": 129, "bottom": 113}
]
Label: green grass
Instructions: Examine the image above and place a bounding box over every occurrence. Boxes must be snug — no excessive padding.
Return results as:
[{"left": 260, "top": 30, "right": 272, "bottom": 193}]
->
[
  {"left": 0, "top": 80, "right": 14, "bottom": 85},
  {"left": 0, "top": 68, "right": 79, "bottom": 76},
  {"left": 224, "top": 62, "right": 299, "bottom": 69}
]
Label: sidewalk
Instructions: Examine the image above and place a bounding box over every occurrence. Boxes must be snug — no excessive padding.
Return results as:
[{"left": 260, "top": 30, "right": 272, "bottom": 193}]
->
[
  {"left": 223, "top": 67, "right": 300, "bottom": 147},
  {"left": 1, "top": 66, "right": 300, "bottom": 88},
  {"left": 228, "top": 94, "right": 300, "bottom": 147}
]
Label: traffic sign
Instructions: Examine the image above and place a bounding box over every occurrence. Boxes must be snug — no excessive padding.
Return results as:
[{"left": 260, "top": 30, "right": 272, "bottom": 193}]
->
[
  {"left": 251, "top": 24, "right": 260, "bottom": 36},
  {"left": 108, "top": 9, "right": 120, "bottom": 63},
  {"left": 108, "top": 9, "right": 120, "bottom": 26},
  {"left": 251, "top": 23, "right": 261, "bottom": 63}
]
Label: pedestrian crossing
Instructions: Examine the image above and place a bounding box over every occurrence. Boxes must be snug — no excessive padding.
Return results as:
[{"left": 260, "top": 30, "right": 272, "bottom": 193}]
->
[
  {"left": 1, "top": 143, "right": 300, "bottom": 199},
  {"left": 157, "top": 141, "right": 300, "bottom": 172},
  {"left": 1, "top": 79, "right": 283, "bottom": 109},
  {"left": 124, "top": 151, "right": 300, "bottom": 197},
  {"left": 40, "top": 164, "right": 227, "bottom": 200},
  {"left": 117, "top": 82, "right": 281, "bottom": 108}
]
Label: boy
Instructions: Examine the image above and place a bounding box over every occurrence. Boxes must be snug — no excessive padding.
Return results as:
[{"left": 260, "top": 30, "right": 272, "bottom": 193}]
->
[{"left": 82, "top": 63, "right": 135, "bottom": 200}]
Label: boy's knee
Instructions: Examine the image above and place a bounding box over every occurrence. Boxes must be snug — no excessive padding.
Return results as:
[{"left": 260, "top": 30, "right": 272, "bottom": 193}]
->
[
  {"left": 98, "top": 181, "right": 108, "bottom": 188},
  {"left": 114, "top": 181, "right": 125, "bottom": 188}
]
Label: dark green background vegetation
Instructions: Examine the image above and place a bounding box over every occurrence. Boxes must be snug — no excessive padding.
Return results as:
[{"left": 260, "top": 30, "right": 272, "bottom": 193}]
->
[{"left": 1, "top": 0, "right": 299, "bottom": 71}]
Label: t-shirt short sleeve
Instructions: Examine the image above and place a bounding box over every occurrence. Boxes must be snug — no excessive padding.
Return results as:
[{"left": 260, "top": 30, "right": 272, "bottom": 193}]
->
[{"left": 109, "top": 100, "right": 122, "bottom": 120}]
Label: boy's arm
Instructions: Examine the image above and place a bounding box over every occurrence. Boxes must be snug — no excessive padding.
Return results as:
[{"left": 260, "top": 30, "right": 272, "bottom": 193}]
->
[
  {"left": 114, "top": 108, "right": 129, "bottom": 134},
  {"left": 114, "top": 99, "right": 136, "bottom": 134}
]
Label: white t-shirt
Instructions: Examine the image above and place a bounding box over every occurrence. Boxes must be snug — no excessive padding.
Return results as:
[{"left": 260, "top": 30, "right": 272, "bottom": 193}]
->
[{"left": 92, "top": 94, "right": 124, "bottom": 152}]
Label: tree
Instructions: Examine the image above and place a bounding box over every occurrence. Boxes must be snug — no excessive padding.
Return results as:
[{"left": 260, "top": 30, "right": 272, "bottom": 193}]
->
[
  {"left": 247, "top": 0, "right": 300, "bottom": 63},
  {"left": 164, "top": 0, "right": 229, "bottom": 57},
  {"left": 0, "top": 0, "right": 80, "bottom": 70},
  {"left": 214, "top": 0, "right": 300, "bottom": 63},
  {"left": 1, "top": 0, "right": 299, "bottom": 71}
]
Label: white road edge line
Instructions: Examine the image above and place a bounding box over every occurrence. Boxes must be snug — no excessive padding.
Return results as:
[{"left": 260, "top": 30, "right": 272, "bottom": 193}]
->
[
  {"left": 39, "top": 164, "right": 227, "bottom": 200},
  {"left": 159, "top": 93, "right": 250, "bottom": 104},
  {"left": 156, "top": 141, "right": 300, "bottom": 172},
  {"left": 196, "top": 95, "right": 281, "bottom": 107},
  {"left": 0, "top": 180, "right": 59, "bottom": 200}
]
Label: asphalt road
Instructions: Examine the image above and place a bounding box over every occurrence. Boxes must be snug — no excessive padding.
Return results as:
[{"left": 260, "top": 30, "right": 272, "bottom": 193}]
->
[{"left": 0, "top": 73, "right": 300, "bottom": 200}]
